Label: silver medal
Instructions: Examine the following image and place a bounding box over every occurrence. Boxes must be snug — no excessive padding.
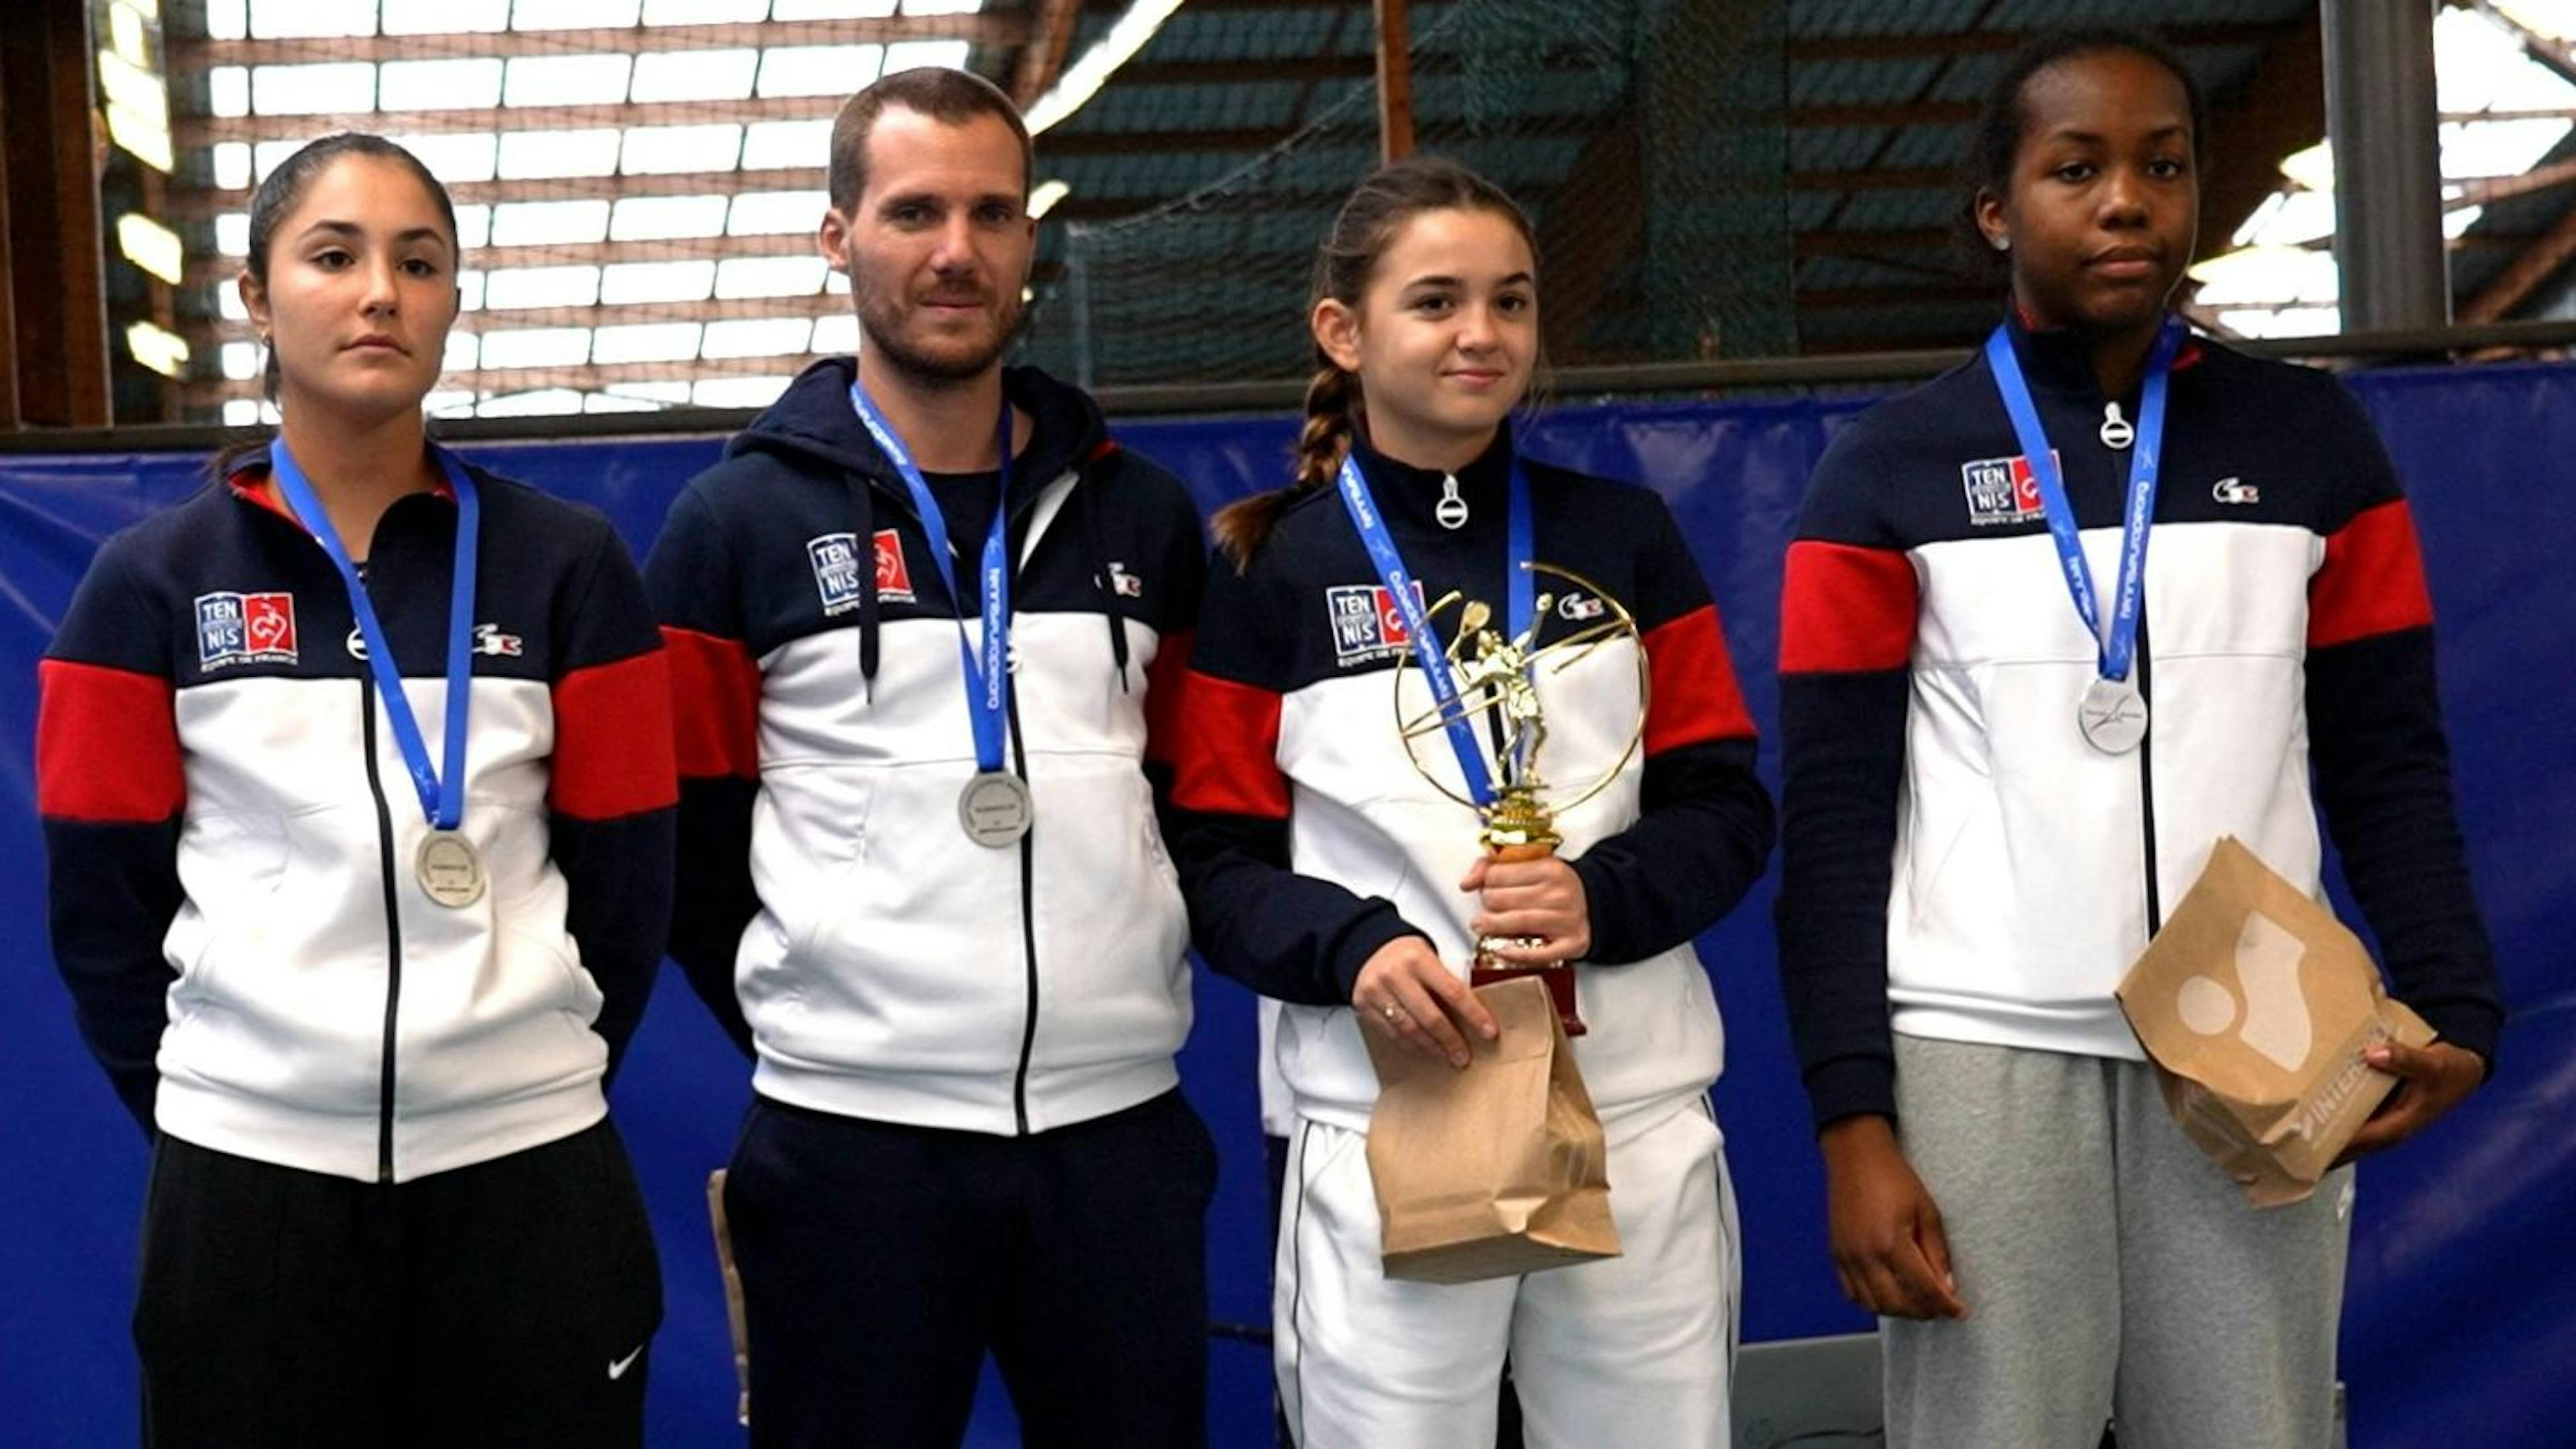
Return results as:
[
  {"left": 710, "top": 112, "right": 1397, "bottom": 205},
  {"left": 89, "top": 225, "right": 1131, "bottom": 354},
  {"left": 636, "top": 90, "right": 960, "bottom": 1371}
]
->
[
  {"left": 415, "top": 830, "right": 486, "bottom": 908},
  {"left": 2078, "top": 677, "right": 2149, "bottom": 755},
  {"left": 958, "top": 771, "right": 1034, "bottom": 847}
]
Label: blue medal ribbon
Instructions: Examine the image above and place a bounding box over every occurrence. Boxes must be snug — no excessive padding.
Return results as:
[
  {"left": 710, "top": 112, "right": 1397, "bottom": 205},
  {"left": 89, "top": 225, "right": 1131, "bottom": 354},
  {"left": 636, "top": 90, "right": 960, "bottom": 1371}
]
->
[
  {"left": 268, "top": 437, "right": 478, "bottom": 830},
  {"left": 847, "top": 382, "right": 1016, "bottom": 775},
  {"left": 1984, "top": 318, "right": 2182, "bottom": 686},
  {"left": 1334, "top": 450, "right": 1534, "bottom": 809}
]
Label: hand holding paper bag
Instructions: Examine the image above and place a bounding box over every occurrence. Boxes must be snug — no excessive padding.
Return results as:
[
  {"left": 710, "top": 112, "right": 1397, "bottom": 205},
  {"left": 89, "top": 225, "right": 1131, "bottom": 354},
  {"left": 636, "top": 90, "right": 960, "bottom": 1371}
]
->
[
  {"left": 2116, "top": 837, "right": 2436, "bottom": 1207},
  {"left": 1362, "top": 975, "right": 1621, "bottom": 1283}
]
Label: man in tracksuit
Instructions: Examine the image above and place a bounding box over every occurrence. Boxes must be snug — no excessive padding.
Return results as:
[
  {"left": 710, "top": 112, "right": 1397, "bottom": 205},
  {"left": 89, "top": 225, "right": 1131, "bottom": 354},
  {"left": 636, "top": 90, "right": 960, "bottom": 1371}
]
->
[{"left": 645, "top": 68, "right": 1212, "bottom": 1448}]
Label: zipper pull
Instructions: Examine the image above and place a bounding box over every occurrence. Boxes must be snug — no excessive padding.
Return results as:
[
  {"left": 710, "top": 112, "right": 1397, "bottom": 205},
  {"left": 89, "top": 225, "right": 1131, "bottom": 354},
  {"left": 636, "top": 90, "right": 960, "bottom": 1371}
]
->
[
  {"left": 2100, "top": 402, "right": 2135, "bottom": 450},
  {"left": 1434, "top": 474, "right": 1468, "bottom": 530}
]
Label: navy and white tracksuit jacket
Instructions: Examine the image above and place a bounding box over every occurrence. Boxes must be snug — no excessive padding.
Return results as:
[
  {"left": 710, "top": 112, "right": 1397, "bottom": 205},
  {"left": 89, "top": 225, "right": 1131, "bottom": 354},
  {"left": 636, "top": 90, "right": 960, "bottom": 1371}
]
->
[
  {"left": 646, "top": 358, "right": 1205, "bottom": 1138},
  {"left": 1169, "top": 433, "right": 1776, "bottom": 1139},
  {"left": 38, "top": 464, "right": 678, "bottom": 1183},
  {"left": 1776, "top": 313, "right": 2505, "bottom": 1129}
]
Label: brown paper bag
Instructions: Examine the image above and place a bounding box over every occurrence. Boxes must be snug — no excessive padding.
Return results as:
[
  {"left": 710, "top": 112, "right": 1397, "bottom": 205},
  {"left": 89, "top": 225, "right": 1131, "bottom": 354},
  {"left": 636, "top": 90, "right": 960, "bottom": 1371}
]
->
[
  {"left": 2116, "top": 837, "right": 2436, "bottom": 1208},
  {"left": 1362, "top": 975, "right": 1622, "bottom": 1283}
]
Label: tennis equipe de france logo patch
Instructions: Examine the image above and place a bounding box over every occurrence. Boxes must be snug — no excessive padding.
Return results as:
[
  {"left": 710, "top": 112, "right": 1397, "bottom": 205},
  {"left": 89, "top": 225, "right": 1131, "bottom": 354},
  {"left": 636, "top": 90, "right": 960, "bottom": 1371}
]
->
[
  {"left": 809, "top": 529, "right": 912, "bottom": 614},
  {"left": 1958, "top": 450, "right": 2057, "bottom": 527},
  {"left": 195, "top": 591, "right": 297, "bottom": 670}
]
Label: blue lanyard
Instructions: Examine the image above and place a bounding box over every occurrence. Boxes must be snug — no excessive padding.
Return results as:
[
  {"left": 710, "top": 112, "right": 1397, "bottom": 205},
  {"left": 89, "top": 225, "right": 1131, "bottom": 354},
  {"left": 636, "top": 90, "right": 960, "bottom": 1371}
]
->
[
  {"left": 1984, "top": 319, "right": 2182, "bottom": 684},
  {"left": 268, "top": 437, "right": 478, "bottom": 830},
  {"left": 848, "top": 382, "right": 1016, "bottom": 775},
  {"left": 1334, "top": 451, "right": 1534, "bottom": 808}
]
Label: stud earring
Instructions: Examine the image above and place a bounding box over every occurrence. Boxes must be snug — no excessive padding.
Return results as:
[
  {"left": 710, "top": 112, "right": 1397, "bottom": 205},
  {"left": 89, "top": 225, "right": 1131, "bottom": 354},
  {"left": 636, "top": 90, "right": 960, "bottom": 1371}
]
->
[{"left": 1990, "top": 234, "right": 2011, "bottom": 252}]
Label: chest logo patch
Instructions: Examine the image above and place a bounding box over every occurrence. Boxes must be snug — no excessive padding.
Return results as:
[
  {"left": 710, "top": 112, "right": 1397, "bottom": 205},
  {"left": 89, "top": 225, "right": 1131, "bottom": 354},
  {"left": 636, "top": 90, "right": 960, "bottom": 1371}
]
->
[
  {"left": 195, "top": 591, "right": 298, "bottom": 670},
  {"left": 1327, "top": 582, "right": 1425, "bottom": 666},
  {"left": 809, "top": 529, "right": 913, "bottom": 614},
  {"left": 1958, "top": 450, "right": 2057, "bottom": 527},
  {"left": 2212, "top": 476, "right": 2261, "bottom": 506}
]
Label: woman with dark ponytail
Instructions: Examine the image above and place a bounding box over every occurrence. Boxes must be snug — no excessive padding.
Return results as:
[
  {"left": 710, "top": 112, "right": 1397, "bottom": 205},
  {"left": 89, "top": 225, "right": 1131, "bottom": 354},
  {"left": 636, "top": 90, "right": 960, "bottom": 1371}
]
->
[
  {"left": 1171, "top": 157, "right": 1775, "bottom": 1446},
  {"left": 38, "top": 133, "right": 674, "bottom": 1446},
  {"left": 1776, "top": 30, "right": 2501, "bottom": 1448}
]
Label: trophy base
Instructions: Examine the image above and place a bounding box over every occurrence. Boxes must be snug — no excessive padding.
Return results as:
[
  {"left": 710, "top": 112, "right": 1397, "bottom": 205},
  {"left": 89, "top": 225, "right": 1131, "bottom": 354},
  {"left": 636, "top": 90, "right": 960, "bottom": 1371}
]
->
[{"left": 1470, "top": 959, "right": 1585, "bottom": 1036}]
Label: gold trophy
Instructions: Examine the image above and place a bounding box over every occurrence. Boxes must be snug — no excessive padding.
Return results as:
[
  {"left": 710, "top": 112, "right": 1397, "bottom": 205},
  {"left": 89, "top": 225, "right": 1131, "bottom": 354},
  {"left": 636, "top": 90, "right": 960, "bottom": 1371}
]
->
[{"left": 1393, "top": 563, "right": 1650, "bottom": 1036}]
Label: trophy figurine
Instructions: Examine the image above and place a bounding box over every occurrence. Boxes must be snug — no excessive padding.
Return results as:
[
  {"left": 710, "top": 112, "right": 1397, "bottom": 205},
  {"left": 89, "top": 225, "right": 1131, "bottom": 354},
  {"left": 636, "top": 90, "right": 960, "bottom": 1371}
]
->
[{"left": 1394, "top": 562, "right": 1650, "bottom": 1036}]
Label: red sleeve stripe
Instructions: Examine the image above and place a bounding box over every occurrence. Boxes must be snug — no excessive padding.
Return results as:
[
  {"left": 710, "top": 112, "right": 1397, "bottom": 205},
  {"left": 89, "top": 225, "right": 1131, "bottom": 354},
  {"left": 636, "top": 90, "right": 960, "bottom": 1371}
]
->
[
  {"left": 1142, "top": 628, "right": 1195, "bottom": 767},
  {"left": 1642, "top": 604, "right": 1756, "bottom": 755},
  {"left": 2310, "top": 498, "right": 2435, "bottom": 649},
  {"left": 551, "top": 649, "right": 679, "bottom": 820},
  {"left": 1169, "top": 669, "right": 1289, "bottom": 819},
  {"left": 1780, "top": 539, "right": 1919, "bottom": 674},
  {"left": 660, "top": 625, "right": 760, "bottom": 782},
  {"left": 37, "top": 659, "right": 184, "bottom": 823}
]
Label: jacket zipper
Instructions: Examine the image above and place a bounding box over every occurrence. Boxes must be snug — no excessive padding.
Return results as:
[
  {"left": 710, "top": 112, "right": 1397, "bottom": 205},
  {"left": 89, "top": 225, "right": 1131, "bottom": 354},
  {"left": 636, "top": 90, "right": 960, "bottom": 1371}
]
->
[
  {"left": 359, "top": 680, "right": 405, "bottom": 1182},
  {"left": 2134, "top": 608, "right": 2162, "bottom": 938},
  {"left": 1006, "top": 674, "right": 1039, "bottom": 1138}
]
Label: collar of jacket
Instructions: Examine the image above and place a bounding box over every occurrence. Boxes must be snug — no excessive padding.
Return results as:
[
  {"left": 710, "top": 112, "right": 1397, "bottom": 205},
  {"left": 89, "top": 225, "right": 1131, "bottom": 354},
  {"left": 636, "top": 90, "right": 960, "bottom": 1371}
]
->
[
  {"left": 1347, "top": 422, "right": 1517, "bottom": 533},
  {"left": 728, "top": 354, "right": 1106, "bottom": 516}
]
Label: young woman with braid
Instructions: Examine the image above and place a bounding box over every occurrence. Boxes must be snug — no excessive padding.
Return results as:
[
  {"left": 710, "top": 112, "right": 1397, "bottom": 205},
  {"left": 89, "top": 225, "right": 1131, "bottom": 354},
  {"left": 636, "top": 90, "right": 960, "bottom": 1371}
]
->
[{"left": 1167, "top": 157, "right": 1774, "bottom": 1448}]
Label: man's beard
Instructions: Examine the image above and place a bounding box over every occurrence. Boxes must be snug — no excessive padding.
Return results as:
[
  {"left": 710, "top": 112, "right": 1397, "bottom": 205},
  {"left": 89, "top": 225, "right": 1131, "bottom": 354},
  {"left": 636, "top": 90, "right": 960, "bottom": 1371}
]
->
[{"left": 855, "top": 278, "right": 1026, "bottom": 385}]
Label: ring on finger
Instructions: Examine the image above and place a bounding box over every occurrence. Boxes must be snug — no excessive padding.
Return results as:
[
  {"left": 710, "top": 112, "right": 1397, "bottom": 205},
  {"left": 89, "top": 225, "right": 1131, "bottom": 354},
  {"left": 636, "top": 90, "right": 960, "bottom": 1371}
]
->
[{"left": 1380, "top": 1002, "right": 1405, "bottom": 1024}]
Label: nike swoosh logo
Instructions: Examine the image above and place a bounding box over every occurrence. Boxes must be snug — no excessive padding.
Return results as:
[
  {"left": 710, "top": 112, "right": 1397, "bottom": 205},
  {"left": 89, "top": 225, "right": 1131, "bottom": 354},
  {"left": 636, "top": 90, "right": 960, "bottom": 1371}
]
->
[{"left": 608, "top": 1345, "right": 644, "bottom": 1381}]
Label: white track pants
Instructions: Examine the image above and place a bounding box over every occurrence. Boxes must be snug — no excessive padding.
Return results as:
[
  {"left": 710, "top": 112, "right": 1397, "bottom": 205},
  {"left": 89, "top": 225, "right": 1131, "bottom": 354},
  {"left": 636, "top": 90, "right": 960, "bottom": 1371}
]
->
[{"left": 1274, "top": 1098, "right": 1739, "bottom": 1449}]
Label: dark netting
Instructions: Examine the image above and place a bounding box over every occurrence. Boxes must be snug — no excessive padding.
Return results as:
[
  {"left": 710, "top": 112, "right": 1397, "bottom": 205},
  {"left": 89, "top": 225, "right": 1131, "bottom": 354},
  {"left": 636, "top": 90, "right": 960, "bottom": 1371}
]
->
[{"left": 1033, "top": 0, "right": 1791, "bottom": 389}]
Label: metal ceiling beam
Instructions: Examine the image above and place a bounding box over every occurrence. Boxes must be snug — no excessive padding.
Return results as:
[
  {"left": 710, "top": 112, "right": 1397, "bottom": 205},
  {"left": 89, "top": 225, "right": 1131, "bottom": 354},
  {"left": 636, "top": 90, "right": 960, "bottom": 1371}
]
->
[
  {"left": 180, "top": 95, "right": 843, "bottom": 148},
  {"left": 168, "top": 16, "right": 1025, "bottom": 67},
  {"left": 182, "top": 231, "right": 827, "bottom": 286},
  {"left": 188, "top": 294, "right": 849, "bottom": 345},
  {"left": 2325, "top": 0, "right": 2449, "bottom": 329},
  {"left": 1786, "top": 21, "right": 2296, "bottom": 62},
  {"left": 168, "top": 169, "right": 827, "bottom": 220},
  {"left": 2461, "top": 194, "right": 2576, "bottom": 322},
  {"left": 1373, "top": 0, "right": 1415, "bottom": 162},
  {"left": 1012, "top": 0, "right": 1087, "bottom": 107}
]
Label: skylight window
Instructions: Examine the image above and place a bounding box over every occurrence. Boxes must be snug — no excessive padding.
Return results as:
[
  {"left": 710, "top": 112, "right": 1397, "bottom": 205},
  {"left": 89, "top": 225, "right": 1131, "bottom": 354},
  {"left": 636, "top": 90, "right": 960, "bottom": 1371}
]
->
[
  {"left": 380, "top": 0, "right": 508, "bottom": 32},
  {"left": 715, "top": 256, "right": 828, "bottom": 298},
  {"left": 610, "top": 195, "right": 733, "bottom": 241},
  {"left": 757, "top": 46, "right": 885, "bottom": 99},
  {"left": 631, "top": 48, "right": 759, "bottom": 105},
  {"left": 247, "top": 0, "right": 376, "bottom": 40},
  {"left": 499, "top": 128, "right": 622, "bottom": 180},
  {"left": 443, "top": 331, "right": 480, "bottom": 372},
  {"left": 692, "top": 376, "right": 792, "bottom": 408},
  {"left": 702, "top": 317, "right": 814, "bottom": 358},
  {"left": 491, "top": 199, "right": 612, "bottom": 246},
  {"left": 479, "top": 327, "right": 595, "bottom": 369},
  {"left": 390, "top": 132, "right": 500, "bottom": 184},
  {"left": 623, "top": 124, "right": 746, "bottom": 174},
  {"left": 812, "top": 313, "right": 859, "bottom": 354},
  {"left": 728, "top": 190, "right": 830, "bottom": 235},
  {"left": 772, "top": 1, "right": 900, "bottom": 20},
  {"left": 602, "top": 259, "right": 718, "bottom": 305},
  {"left": 217, "top": 213, "right": 251, "bottom": 256},
  {"left": 641, "top": 0, "right": 771, "bottom": 23},
  {"left": 380, "top": 58, "right": 506, "bottom": 112},
  {"left": 451, "top": 205, "right": 494, "bottom": 250},
  {"left": 741, "top": 119, "right": 830, "bottom": 171},
  {"left": 592, "top": 322, "right": 705, "bottom": 364},
  {"left": 504, "top": 54, "right": 635, "bottom": 109},
  {"left": 214, "top": 142, "right": 253, "bottom": 190},
  {"left": 480, "top": 388, "right": 589, "bottom": 417},
  {"left": 211, "top": 68, "right": 250, "bottom": 119},
  {"left": 510, "top": 0, "right": 642, "bottom": 30},
  {"left": 251, "top": 62, "right": 376, "bottom": 116},
  {"left": 484, "top": 266, "right": 604, "bottom": 310},
  {"left": 884, "top": 41, "right": 972, "bottom": 76}
]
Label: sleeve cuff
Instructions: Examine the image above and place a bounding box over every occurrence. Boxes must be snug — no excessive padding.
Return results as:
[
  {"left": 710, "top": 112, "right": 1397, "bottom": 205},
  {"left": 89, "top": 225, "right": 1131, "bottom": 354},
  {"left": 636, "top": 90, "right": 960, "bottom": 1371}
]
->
[
  {"left": 1328, "top": 906, "right": 1433, "bottom": 1004},
  {"left": 2412, "top": 998, "right": 2504, "bottom": 1078},
  {"left": 1805, "top": 1053, "right": 1897, "bottom": 1133},
  {"left": 1566, "top": 854, "right": 1636, "bottom": 965}
]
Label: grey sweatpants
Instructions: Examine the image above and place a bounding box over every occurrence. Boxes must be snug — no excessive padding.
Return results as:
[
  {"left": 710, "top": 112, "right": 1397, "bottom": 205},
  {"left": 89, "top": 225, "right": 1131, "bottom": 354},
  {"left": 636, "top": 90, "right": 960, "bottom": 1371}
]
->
[{"left": 1884, "top": 1034, "right": 2352, "bottom": 1449}]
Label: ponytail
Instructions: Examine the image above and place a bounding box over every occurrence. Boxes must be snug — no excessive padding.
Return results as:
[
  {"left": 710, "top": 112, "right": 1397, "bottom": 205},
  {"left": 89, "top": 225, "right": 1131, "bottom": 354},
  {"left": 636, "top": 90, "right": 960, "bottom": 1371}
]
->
[{"left": 1212, "top": 364, "right": 1360, "bottom": 569}]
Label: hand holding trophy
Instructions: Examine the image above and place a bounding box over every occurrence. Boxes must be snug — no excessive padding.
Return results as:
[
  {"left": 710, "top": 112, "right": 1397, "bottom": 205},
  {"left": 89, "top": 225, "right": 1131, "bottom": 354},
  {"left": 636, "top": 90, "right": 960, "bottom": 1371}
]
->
[{"left": 1393, "top": 563, "right": 1649, "bottom": 1036}]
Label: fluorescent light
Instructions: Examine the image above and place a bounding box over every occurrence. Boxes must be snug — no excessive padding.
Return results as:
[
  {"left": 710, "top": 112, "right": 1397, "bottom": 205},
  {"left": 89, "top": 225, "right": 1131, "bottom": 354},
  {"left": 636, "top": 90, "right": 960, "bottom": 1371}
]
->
[
  {"left": 1026, "top": 0, "right": 1188, "bottom": 137},
  {"left": 105, "top": 103, "right": 174, "bottom": 172},
  {"left": 117, "top": 213, "right": 185, "bottom": 284},
  {"left": 1028, "top": 178, "right": 1071, "bottom": 219}
]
